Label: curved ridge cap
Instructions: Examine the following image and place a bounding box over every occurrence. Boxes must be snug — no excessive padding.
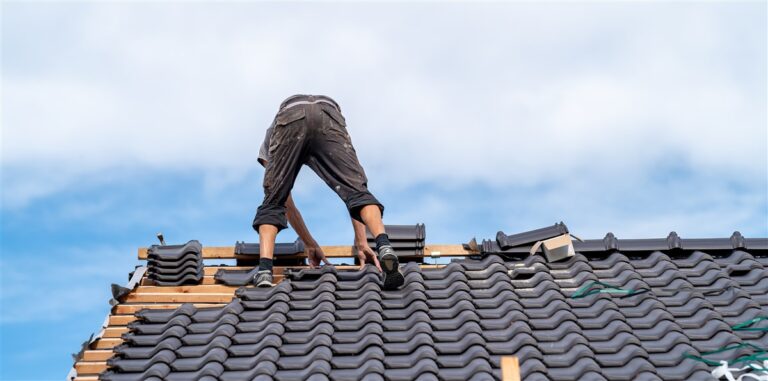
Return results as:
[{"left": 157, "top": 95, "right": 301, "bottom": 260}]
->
[
  {"left": 568, "top": 297, "right": 622, "bottom": 315},
  {"left": 518, "top": 359, "right": 548, "bottom": 377},
  {"left": 518, "top": 288, "right": 566, "bottom": 307},
  {"left": 288, "top": 273, "right": 338, "bottom": 289},
  {"left": 165, "top": 362, "right": 224, "bottom": 381},
  {"left": 288, "top": 292, "right": 335, "bottom": 309},
  {"left": 135, "top": 303, "right": 198, "bottom": 323},
  {"left": 463, "top": 262, "right": 509, "bottom": 279},
  {"left": 427, "top": 299, "right": 477, "bottom": 319},
  {"left": 384, "top": 345, "right": 438, "bottom": 366},
  {"left": 469, "top": 280, "right": 514, "bottom": 298},
  {"left": 100, "top": 362, "right": 171, "bottom": 381},
  {"left": 333, "top": 332, "right": 385, "bottom": 353},
  {"left": 628, "top": 251, "right": 670, "bottom": 267},
  {"left": 174, "top": 335, "right": 233, "bottom": 358},
  {"left": 277, "top": 345, "right": 333, "bottom": 369},
  {"left": 595, "top": 343, "right": 651, "bottom": 367},
  {"left": 543, "top": 356, "right": 602, "bottom": 379},
  {"left": 486, "top": 334, "right": 540, "bottom": 356},
  {"left": 122, "top": 325, "right": 187, "bottom": 345},
  {"left": 331, "top": 346, "right": 386, "bottom": 367},
  {"left": 186, "top": 314, "right": 240, "bottom": 333},
  {"left": 278, "top": 335, "right": 333, "bottom": 356},
  {"left": 436, "top": 358, "right": 493, "bottom": 378},
  {"left": 239, "top": 294, "right": 291, "bottom": 310},
  {"left": 182, "top": 324, "right": 238, "bottom": 346},
  {"left": 290, "top": 283, "right": 337, "bottom": 300},
  {"left": 466, "top": 272, "right": 512, "bottom": 288},
  {"left": 383, "top": 358, "right": 439, "bottom": 379},
  {"left": 236, "top": 284, "right": 291, "bottom": 301},
  {"left": 107, "top": 349, "right": 177, "bottom": 372},
  {"left": 475, "top": 300, "right": 525, "bottom": 319},
  {"left": 169, "top": 347, "right": 228, "bottom": 372},
  {"left": 419, "top": 262, "right": 463, "bottom": 279},
  {"left": 588, "top": 252, "right": 631, "bottom": 269},
  {"left": 515, "top": 282, "right": 563, "bottom": 301},
  {"left": 219, "top": 360, "right": 278, "bottom": 379},
  {"left": 128, "top": 314, "right": 192, "bottom": 334},
  {"left": 653, "top": 358, "right": 711, "bottom": 379},
  {"left": 433, "top": 332, "right": 486, "bottom": 353}
]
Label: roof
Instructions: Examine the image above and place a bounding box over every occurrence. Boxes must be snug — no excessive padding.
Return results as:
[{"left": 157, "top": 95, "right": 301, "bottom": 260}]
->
[{"left": 70, "top": 229, "right": 768, "bottom": 381}]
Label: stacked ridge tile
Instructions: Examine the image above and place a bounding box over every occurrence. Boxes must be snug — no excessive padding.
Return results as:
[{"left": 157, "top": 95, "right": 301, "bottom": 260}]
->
[
  {"left": 366, "top": 224, "right": 426, "bottom": 258},
  {"left": 146, "top": 240, "right": 203, "bottom": 286}
]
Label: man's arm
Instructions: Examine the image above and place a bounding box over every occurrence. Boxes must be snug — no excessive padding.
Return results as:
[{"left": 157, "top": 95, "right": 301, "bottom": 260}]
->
[
  {"left": 285, "top": 193, "right": 315, "bottom": 245},
  {"left": 352, "top": 218, "right": 381, "bottom": 271},
  {"left": 285, "top": 193, "right": 330, "bottom": 268}
]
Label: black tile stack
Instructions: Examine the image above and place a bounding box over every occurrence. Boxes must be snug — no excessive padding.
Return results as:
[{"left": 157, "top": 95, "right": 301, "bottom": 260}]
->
[
  {"left": 147, "top": 240, "right": 203, "bottom": 286},
  {"left": 468, "top": 222, "right": 569, "bottom": 257},
  {"left": 366, "top": 224, "right": 426, "bottom": 263}
]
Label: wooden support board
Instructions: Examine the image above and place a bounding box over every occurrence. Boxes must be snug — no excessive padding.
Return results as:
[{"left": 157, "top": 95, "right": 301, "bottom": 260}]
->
[
  {"left": 138, "top": 244, "right": 475, "bottom": 259},
  {"left": 501, "top": 356, "right": 521, "bottom": 381}
]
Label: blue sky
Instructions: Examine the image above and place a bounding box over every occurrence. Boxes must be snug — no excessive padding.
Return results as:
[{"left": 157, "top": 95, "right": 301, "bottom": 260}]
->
[{"left": 1, "top": 1, "right": 766, "bottom": 379}]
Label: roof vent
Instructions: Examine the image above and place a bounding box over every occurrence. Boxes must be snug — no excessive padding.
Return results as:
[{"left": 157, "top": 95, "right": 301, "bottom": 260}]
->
[{"left": 731, "top": 231, "right": 746, "bottom": 249}]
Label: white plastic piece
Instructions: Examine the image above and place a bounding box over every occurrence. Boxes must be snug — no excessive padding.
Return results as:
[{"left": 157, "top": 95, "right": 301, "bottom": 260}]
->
[
  {"left": 711, "top": 360, "right": 768, "bottom": 381},
  {"left": 529, "top": 233, "right": 575, "bottom": 262}
]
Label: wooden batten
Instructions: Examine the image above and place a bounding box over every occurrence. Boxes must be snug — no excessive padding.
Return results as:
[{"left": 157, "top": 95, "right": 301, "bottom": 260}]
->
[
  {"left": 501, "top": 356, "right": 521, "bottom": 381},
  {"left": 138, "top": 244, "right": 474, "bottom": 259}
]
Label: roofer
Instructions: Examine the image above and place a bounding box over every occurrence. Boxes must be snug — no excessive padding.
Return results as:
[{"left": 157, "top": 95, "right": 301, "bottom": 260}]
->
[{"left": 251, "top": 94, "right": 405, "bottom": 290}]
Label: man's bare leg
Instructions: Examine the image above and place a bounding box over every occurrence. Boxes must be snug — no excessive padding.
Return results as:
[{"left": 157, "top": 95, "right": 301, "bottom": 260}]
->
[
  {"left": 254, "top": 224, "right": 278, "bottom": 287},
  {"left": 359, "top": 204, "right": 404, "bottom": 289},
  {"left": 359, "top": 205, "right": 385, "bottom": 237},
  {"left": 258, "top": 224, "right": 278, "bottom": 260}
]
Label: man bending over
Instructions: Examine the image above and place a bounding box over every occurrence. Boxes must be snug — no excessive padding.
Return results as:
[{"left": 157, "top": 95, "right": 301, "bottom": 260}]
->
[{"left": 251, "top": 94, "right": 404, "bottom": 290}]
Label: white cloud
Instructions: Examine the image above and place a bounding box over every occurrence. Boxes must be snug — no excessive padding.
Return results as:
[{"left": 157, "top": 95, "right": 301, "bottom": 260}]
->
[{"left": 1, "top": 1, "right": 765, "bottom": 211}]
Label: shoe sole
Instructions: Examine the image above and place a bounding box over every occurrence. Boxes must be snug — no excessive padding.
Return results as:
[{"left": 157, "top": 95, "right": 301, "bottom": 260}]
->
[{"left": 380, "top": 253, "right": 405, "bottom": 290}]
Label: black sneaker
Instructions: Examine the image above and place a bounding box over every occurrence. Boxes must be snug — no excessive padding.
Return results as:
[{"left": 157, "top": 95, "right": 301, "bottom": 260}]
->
[
  {"left": 253, "top": 270, "right": 274, "bottom": 287},
  {"left": 378, "top": 245, "right": 404, "bottom": 290}
]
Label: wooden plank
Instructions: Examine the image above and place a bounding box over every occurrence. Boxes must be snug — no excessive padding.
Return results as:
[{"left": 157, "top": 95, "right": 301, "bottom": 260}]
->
[
  {"left": 113, "top": 303, "right": 225, "bottom": 314},
  {"left": 75, "top": 361, "right": 107, "bottom": 374},
  {"left": 93, "top": 338, "right": 123, "bottom": 349},
  {"left": 82, "top": 350, "right": 115, "bottom": 361},
  {"left": 134, "top": 285, "right": 240, "bottom": 293},
  {"left": 102, "top": 327, "right": 128, "bottom": 338},
  {"left": 138, "top": 244, "right": 473, "bottom": 259},
  {"left": 501, "top": 356, "right": 521, "bottom": 381},
  {"left": 73, "top": 377, "right": 99, "bottom": 381},
  {"left": 124, "top": 292, "right": 236, "bottom": 303},
  {"left": 108, "top": 315, "right": 136, "bottom": 326}
]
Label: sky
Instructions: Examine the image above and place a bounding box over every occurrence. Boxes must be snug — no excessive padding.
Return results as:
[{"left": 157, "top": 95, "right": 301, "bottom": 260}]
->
[{"left": 1, "top": 1, "right": 766, "bottom": 379}]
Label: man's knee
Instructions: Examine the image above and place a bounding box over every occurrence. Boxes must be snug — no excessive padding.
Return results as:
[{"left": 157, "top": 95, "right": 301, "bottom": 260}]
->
[
  {"left": 345, "top": 191, "right": 384, "bottom": 222},
  {"left": 252, "top": 204, "right": 289, "bottom": 232}
]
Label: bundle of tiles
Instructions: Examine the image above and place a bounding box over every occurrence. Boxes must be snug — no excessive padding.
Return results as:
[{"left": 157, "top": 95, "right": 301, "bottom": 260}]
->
[
  {"left": 147, "top": 240, "right": 204, "bottom": 286},
  {"left": 366, "top": 224, "right": 426, "bottom": 259}
]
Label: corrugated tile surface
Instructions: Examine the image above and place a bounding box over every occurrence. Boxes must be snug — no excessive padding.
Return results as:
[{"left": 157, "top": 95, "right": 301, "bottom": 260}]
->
[{"left": 101, "top": 248, "right": 768, "bottom": 380}]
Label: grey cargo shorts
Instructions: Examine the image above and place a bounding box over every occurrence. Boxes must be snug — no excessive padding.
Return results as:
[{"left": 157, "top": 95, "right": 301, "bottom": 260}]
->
[{"left": 252, "top": 100, "right": 384, "bottom": 232}]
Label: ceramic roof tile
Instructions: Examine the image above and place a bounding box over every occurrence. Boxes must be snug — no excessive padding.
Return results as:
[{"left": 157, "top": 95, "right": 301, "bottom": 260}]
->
[{"left": 87, "top": 233, "right": 768, "bottom": 381}]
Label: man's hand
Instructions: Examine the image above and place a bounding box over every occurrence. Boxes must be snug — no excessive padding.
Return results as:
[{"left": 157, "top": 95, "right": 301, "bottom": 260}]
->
[
  {"left": 355, "top": 239, "right": 381, "bottom": 271},
  {"left": 305, "top": 241, "right": 332, "bottom": 269}
]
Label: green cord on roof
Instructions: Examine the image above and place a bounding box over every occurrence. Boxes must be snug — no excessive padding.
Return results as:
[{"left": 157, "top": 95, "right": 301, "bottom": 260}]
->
[
  {"left": 571, "top": 281, "right": 649, "bottom": 299},
  {"left": 732, "top": 316, "right": 768, "bottom": 332}
]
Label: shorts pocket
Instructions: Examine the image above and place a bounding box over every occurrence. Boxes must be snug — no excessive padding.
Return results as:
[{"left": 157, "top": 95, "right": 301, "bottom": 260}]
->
[
  {"left": 275, "top": 107, "right": 306, "bottom": 126},
  {"left": 321, "top": 105, "right": 346, "bottom": 127}
]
